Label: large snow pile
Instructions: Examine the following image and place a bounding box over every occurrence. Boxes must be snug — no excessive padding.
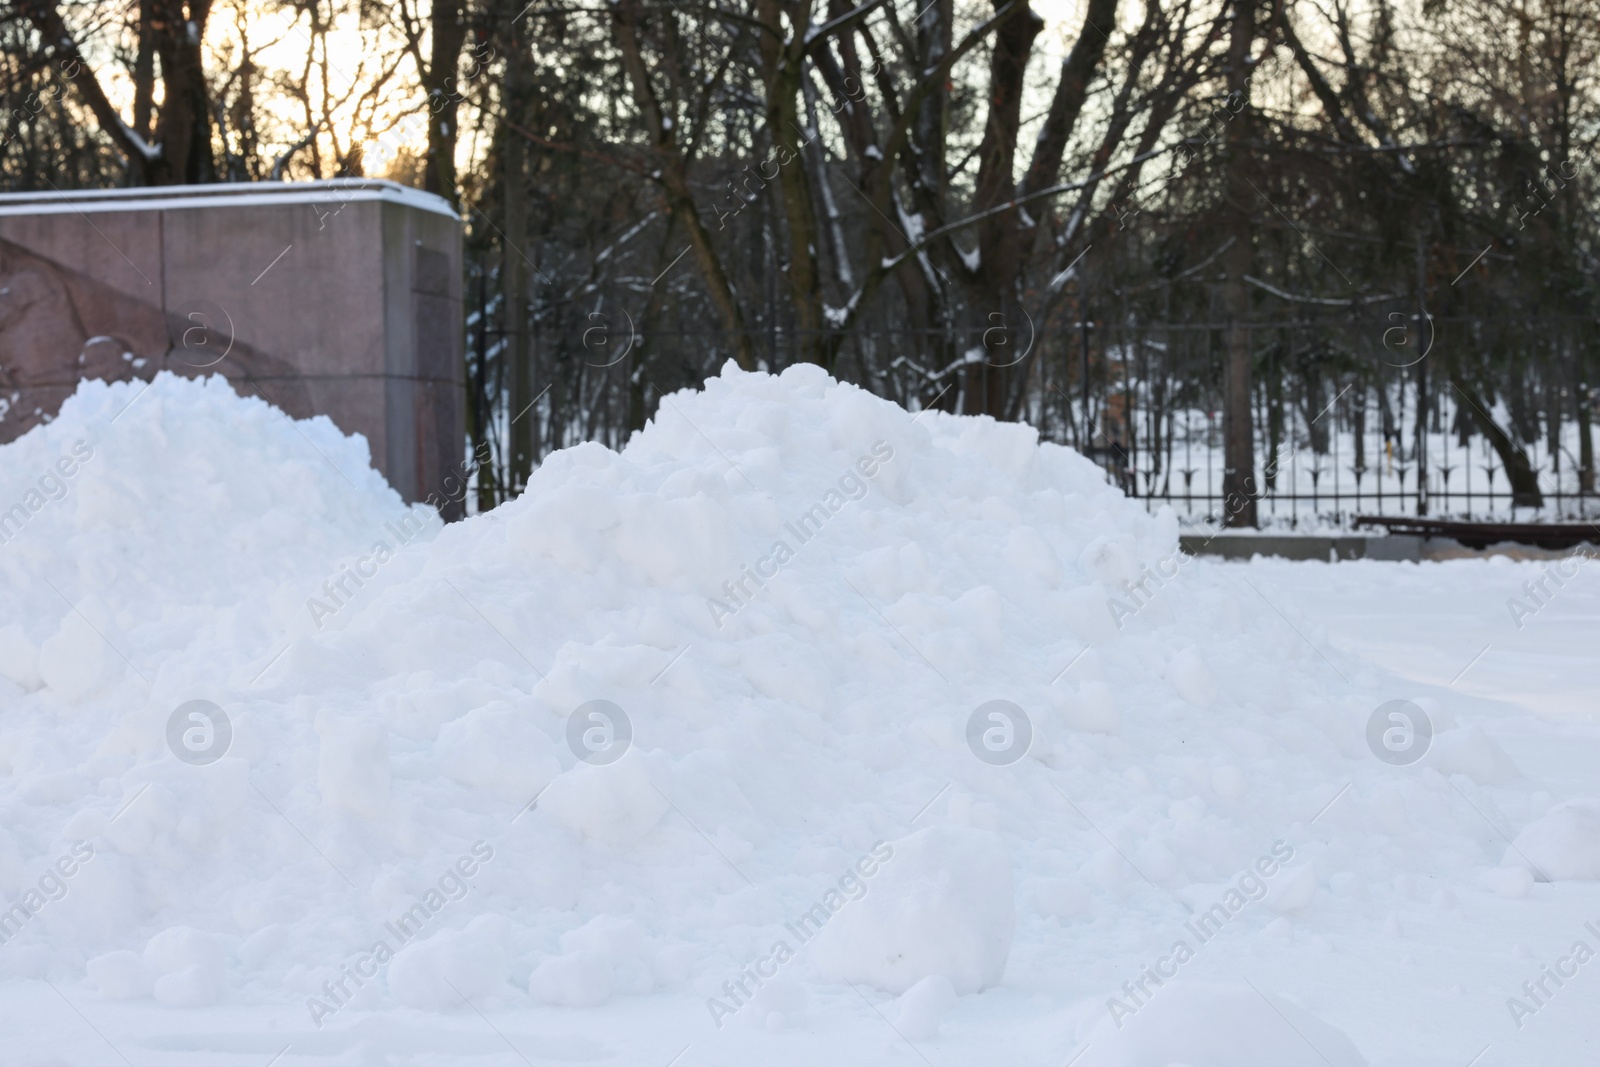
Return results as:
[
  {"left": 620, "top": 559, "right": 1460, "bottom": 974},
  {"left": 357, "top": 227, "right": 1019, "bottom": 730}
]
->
[{"left": 0, "top": 366, "right": 1586, "bottom": 1061}]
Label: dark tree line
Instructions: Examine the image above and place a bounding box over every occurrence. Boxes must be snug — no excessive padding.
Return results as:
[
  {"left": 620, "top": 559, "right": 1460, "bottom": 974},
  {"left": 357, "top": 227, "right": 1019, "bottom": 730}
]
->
[{"left": 3, "top": 0, "right": 1595, "bottom": 522}]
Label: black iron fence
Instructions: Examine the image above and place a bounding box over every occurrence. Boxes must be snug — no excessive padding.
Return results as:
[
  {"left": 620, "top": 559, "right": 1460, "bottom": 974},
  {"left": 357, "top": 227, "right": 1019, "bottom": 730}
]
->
[
  {"left": 1094, "top": 397, "right": 1598, "bottom": 529},
  {"left": 1043, "top": 318, "right": 1599, "bottom": 530},
  {"left": 464, "top": 310, "right": 1597, "bottom": 528}
]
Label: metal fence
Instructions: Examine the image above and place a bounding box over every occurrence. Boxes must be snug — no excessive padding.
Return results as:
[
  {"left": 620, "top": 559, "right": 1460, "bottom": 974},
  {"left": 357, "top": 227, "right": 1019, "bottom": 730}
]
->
[
  {"left": 471, "top": 311, "right": 1597, "bottom": 529},
  {"left": 1051, "top": 319, "right": 1598, "bottom": 530},
  {"left": 1087, "top": 398, "right": 1598, "bottom": 529}
]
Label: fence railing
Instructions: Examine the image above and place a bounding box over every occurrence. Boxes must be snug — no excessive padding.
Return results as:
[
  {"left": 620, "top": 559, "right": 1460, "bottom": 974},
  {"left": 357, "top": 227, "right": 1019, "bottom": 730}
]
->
[
  {"left": 465, "top": 313, "right": 1597, "bottom": 529},
  {"left": 1081, "top": 394, "right": 1596, "bottom": 530}
]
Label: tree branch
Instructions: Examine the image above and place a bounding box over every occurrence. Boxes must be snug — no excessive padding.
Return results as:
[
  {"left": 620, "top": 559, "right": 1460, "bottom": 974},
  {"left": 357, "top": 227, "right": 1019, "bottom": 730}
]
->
[{"left": 19, "top": 0, "right": 159, "bottom": 170}]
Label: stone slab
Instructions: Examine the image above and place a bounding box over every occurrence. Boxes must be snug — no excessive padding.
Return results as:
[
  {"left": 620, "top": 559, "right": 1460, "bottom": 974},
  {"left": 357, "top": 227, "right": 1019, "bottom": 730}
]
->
[{"left": 0, "top": 180, "right": 463, "bottom": 515}]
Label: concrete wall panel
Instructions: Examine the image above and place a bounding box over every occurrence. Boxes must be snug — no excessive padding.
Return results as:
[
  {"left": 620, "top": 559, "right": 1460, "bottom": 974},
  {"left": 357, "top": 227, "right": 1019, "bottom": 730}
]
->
[
  {"left": 0, "top": 208, "right": 162, "bottom": 302},
  {"left": 0, "top": 180, "right": 462, "bottom": 512}
]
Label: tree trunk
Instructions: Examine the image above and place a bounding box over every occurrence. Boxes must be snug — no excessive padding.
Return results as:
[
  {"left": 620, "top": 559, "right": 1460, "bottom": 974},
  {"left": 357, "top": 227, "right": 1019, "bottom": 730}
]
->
[
  {"left": 133, "top": 0, "right": 156, "bottom": 140},
  {"left": 148, "top": 1, "right": 216, "bottom": 183},
  {"left": 1220, "top": 0, "right": 1257, "bottom": 527},
  {"left": 1578, "top": 360, "right": 1595, "bottom": 493},
  {"left": 752, "top": 0, "right": 828, "bottom": 367},
  {"left": 470, "top": 271, "right": 497, "bottom": 513},
  {"left": 1453, "top": 378, "right": 1544, "bottom": 508},
  {"left": 1353, "top": 385, "right": 1367, "bottom": 475},
  {"left": 27, "top": 0, "right": 214, "bottom": 185},
  {"left": 612, "top": 0, "right": 756, "bottom": 371},
  {"left": 424, "top": 0, "right": 467, "bottom": 204},
  {"left": 504, "top": 121, "right": 531, "bottom": 490},
  {"left": 1266, "top": 357, "right": 1282, "bottom": 490},
  {"left": 1414, "top": 354, "right": 1428, "bottom": 514},
  {"left": 810, "top": 23, "right": 951, "bottom": 378},
  {"left": 962, "top": 0, "right": 1043, "bottom": 417},
  {"left": 1546, "top": 370, "right": 1561, "bottom": 475}
]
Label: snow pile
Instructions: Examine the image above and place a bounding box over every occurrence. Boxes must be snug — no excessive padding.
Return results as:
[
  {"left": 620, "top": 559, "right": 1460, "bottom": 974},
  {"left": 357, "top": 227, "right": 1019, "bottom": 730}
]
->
[
  {"left": 1070, "top": 982, "right": 1369, "bottom": 1067},
  {"left": 810, "top": 826, "right": 1013, "bottom": 994},
  {"left": 0, "top": 365, "right": 1581, "bottom": 1061},
  {"left": 0, "top": 374, "right": 434, "bottom": 704},
  {"left": 1507, "top": 799, "right": 1600, "bottom": 881}
]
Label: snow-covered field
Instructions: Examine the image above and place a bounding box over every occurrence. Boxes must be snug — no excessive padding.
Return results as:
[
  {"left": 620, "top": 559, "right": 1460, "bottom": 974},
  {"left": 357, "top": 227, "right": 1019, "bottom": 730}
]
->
[{"left": 0, "top": 366, "right": 1597, "bottom": 1066}]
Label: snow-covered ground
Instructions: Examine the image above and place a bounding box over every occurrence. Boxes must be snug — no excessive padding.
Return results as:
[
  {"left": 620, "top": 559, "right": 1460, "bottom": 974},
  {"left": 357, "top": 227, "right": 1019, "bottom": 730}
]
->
[{"left": 1, "top": 367, "right": 1597, "bottom": 1066}]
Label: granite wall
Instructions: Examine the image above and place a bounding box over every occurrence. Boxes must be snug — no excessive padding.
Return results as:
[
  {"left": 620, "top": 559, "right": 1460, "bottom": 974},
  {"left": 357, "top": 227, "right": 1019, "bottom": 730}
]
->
[{"left": 0, "top": 180, "right": 464, "bottom": 517}]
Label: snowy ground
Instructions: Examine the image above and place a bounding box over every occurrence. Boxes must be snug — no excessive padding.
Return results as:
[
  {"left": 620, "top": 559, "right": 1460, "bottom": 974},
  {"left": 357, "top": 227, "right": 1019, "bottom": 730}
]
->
[{"left": 3, "top": 369, "right": 1598, "bottom": 1067}]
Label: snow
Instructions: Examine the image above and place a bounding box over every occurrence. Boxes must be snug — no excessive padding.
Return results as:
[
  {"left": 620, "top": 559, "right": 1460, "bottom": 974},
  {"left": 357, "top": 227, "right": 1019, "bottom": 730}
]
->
[
  {"left": 1508, "top": 800, "right": 1600, "bottom": 881},
  {"left": 894, "top": 972, "right": 959, "bottom": 1038},
  {"left": 0, "top": 178, "right": 456, "bottom": 220},
  {"left": 1072, "top": 981, "right": 1369, "bottom": 1067},
  {"left": 0, "top": 366, "right": 1598, "bottom": 1064},
  {"left": 810, "top": 827, "right": 1013, "bottom": 995}
]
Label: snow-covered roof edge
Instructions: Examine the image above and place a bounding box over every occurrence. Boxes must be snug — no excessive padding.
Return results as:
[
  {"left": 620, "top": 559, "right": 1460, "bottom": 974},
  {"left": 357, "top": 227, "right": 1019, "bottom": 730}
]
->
[{"left": 0, "top": 179, "right": 459, "bottom": 221}]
